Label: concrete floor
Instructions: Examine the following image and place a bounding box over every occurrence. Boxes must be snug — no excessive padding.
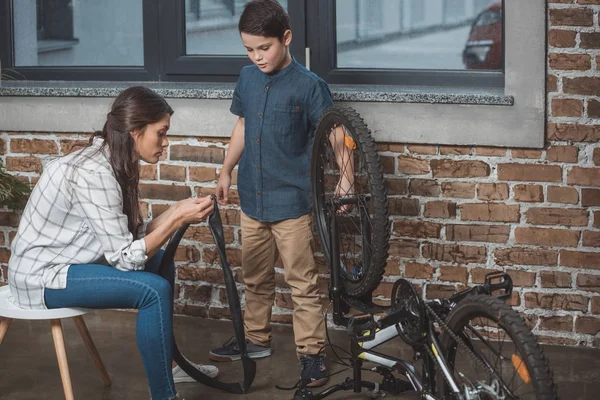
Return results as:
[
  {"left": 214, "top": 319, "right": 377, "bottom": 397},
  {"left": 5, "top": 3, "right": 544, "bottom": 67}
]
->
[{"left": 0, "top": 310, "right": 598, "bottom": 400}]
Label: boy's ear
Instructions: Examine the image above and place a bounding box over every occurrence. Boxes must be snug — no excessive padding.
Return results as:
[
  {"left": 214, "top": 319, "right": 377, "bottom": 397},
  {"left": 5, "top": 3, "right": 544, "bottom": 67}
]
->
[{"left": 283, "top": 29, "right": 292, "bottom": 46}]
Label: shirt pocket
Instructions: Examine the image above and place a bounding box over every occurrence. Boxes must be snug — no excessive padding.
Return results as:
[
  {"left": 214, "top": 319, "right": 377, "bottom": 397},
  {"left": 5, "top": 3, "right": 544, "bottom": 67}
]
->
[{"left": 271, "top": 104, "right": 302, "bottom": 136}]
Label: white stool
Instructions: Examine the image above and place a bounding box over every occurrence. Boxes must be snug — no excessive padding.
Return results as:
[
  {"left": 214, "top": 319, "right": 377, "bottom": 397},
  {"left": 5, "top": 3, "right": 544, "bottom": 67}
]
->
[{"left": 0, "top": 285, "right": 111, "bottom": 400}]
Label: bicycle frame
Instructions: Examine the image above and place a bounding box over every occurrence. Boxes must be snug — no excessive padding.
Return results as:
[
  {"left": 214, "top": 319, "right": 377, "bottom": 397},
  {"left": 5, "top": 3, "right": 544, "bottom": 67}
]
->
[{"left": 293, "top": 197, "right": 514, "bottom": 400}]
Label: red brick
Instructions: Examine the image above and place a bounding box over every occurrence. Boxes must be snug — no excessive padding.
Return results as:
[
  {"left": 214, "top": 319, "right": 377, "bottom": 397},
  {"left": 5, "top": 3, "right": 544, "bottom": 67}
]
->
[
  {"left": 524, "top": 292, "right": 588, "bottom": 311},
  {"left": 431, "top": 160, "right": 490, "bottom": 178},
  {"left": 160, "top": 164, "right": 186, "bottom": 182},
  {"left": 174, "top": 304, "right": 207, "bottom": 318},
  {"left": 538, "top": 336, "right": 579, "bottom": 346},
  {"left": 576, "top": 317, "right": 600, "bottom": 335},
  {"left": 139, "top": 184, "right": 190, "bottom": 201},
  {"left": 439, "top": 266, "right": 468, "bottom": 283},
  {"left": 583, "top": 231, "right": 600, "bottom": 247},
  {"left": 498, "top": 164, "right": 562, "bottom": 182},
  {"left": 515, "top": 227, "right": 579, "bottom": 247},
  {"left": 582, "top": 189, "right": 600, "bottom": 206},
  {"left": 549, "top": 53, "right": 591, "bottom": 71},
  {"left": 446, "top": 224, "right": 509, "bottom": 243},
  {"left": 376, "top": 143, "right": 404, "bottom": 152},
  {"left": 561, "top": 250, "right": 600, "bottom": 270},
  {"left": 511, "top": 149, "right": 543, "bottom": 159},
  {"left": 525, "top": 207, "right": 588, "bottom": 226},
  {"left": 409, "top": 179, "right": 440, "bottom": 196},
  {"left": 407, "top": 145, "right": 437, "bottom": 155},
  {"left": 475, "top": 147, "right": 506, "bottom": 157},
  {"left": 424, "top": 201, "right": 456, "bottom": 219},
  {"left": 59, "top": 139, "right": 88, "bottom": 155},
  {"left": 513, "top": 184, "right": 544, "bottom": 202},
  {"left": 139, "top": 201, "right": 149, "bottom": 219},
  {"left": 372, "top": 282, "right": 395, "bottom": 299},
  {"left": 541, "top": 271, "right": 572, "bottom": 288},
  {"left": 595, "top": 211, "right": 600, "bottom": 228},
  {"left": 460, "top": 203, "right": 520, "bottom": 222},
  {"left": 442, "top": 182, "right": 475, "bottom": 198},
  {"left": 388, "top": 198, "right": 419, "bottom": 216},
  {"left": 563, "top": 77, "right": 600, "bottom": 96},
  {"left": 140, "top": 165, "right": 157, "bottom": 180},
  {"left": 547, "top": 123, "right": 600, "bottom": 142},
  {"left": 547, "top": 75, "right": 558, "bottom": 92},
  {"left": 568, "top": 167, "right": 600, "bottom": 187},
  {"left": 548, "top": 29, "right": 577, "bottom": 47},
  {"left": 0, "top": 211, "right": 21, "bottom": 227},
  {"left": 439, "top": 146, "right": 471, "bottom": 156},
  {"left": 477, "top": 183, "right": 509, "bottom": 200},
  {"left": 547, "top": 186, "right": 579, "bottom": 204},
  {"left": 219, "top": 209, "right": 241, "bottom": 226},
  {"left": 589, "top": 100, "right": 600, "bottom": 119},
  {"left": 425, "top": 284, "right": 455, "bottom": 299},
  {"left": 170, "top": 145, "right": 225, "bottom": 163},
  {"left": 505, "top": 269, "right": 536, "bottom": 287},
  {"left": 6, "top": 157, "right": 42, "bottom": 173},
  {"left": 385, "top": 178, "right": 409, "bottom": 195},
  {"left": 183, "top": 285, "right": 213, "bottom": 302},
  {"left": 388, "top": 240, "right": 420, "bottom": 258},
  {"left": 10, "top": 139, "right": 58, "bottom": 154},
  {"left": 540, "top": 316, "right": 573, "bottom": 332},
  {"left": 209, "top": 307, "right": 232, "bottom": 319},
  {"left": 398, "top": 156, "right": 429, "bottom": 175},
  {"left": 581, "top": 32, "right": 600, "bottom": 49},
  {"left": 404, "top": 262, "right": 434, "bottom": 279},
  {"left": 577, "top": 273, "right": 600, "bottom": 293},
  {"left": 422, "top": 243, "right": 486, "bottom": 264},
  {"left": 546, "top": 146, "right": 578, "bottom": 163},
  {"left": 380, "top": 155, "right": 395, "bottom": 174},
  {"left": 185, "top": 225, "right": 235, "bottom": 244},
  {"left": 393, "top": 219, "right": 442, "bottom": 239},
  {"left": 0, "top": 248, "right": 11, "bottom": 263},
  {"left": 495, "top": 247, "right": 558, "bottom": 267},
  {"left": 551, "top": 98, "right": 584, "bottom": 117},
  {"left": 174, "top": 245, "right": 201, "bottom": 263},
  {"left": 593, "top": 297, "right": 600, "bottom": 314},
  {"left": 549, "top": 8, "right": 594, "bottom": 26},
  {"left": 470, "top": 268, "right": 496, "bottom": 284}
]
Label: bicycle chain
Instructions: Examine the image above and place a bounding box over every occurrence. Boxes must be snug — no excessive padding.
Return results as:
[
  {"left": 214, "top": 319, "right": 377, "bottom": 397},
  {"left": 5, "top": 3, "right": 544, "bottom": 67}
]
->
[{"left": 423, "top": 302, "right": 498, "bottom": 397}]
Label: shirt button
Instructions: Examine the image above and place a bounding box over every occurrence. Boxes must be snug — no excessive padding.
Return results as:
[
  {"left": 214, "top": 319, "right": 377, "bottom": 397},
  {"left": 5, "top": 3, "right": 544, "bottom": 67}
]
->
[
  {"left": 256, "top": 139, "right": 260, "bottom": 143},
  {"left": 256, "top": 165, "right": 261, "bottom": 170},
  {"left": 259, "top": 112, "right": 263, "bottom": 117},
  {"left": 265, "top": 86, "right": 269, "bottom": 92},
  {"left": 257, "top": 191, "right": 261, "bottom": 195}
]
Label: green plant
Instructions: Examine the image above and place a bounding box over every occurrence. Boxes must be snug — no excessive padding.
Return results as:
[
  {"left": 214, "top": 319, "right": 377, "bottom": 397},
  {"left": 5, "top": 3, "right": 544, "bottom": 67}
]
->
[
  {"left": 0, "top": 162, "right": 30, "bottom": 209},
  {"left": 0, "top": 68, "right": 26, "bottom": 81}
]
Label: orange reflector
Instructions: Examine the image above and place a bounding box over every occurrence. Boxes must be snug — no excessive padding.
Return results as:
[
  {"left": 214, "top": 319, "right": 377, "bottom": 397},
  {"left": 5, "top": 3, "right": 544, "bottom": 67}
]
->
[
  {"left": 344, "top": 136, "right": 357, "bottom": 150},
  {"left": 512, "top": 354, "right": 531, "bottom": 384}
]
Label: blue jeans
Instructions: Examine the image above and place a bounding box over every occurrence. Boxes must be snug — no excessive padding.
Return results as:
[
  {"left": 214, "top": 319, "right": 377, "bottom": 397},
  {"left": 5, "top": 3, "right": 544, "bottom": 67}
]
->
[{"left": 45, "top": 250, "right": 176, "bottom": 400}]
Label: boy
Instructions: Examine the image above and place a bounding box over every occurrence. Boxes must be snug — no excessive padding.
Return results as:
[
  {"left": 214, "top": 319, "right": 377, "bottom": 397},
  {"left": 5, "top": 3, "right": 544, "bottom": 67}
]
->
[{"left": 209, "top": 0, "right": 334, "bottom": 387}]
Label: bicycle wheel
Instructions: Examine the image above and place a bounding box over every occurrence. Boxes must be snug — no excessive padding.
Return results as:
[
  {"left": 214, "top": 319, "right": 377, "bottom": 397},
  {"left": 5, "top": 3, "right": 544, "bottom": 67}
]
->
[
  {"left": 311, "top": 105, "right": 390, "bottom": 297},
  {"left": 438, "top": 295, "right": 557, "bottom": 400}
]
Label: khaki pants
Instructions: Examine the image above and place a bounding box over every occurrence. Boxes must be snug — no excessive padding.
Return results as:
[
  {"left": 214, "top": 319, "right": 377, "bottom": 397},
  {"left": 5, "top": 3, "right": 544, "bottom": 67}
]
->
[{"left": 241, "top": 211, "right": 326, "bottom": 356}]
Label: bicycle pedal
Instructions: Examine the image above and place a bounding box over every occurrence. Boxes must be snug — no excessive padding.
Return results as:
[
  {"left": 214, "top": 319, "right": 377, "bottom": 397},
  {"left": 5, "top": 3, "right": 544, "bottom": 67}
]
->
[{"left": 348, "top": 314, "right": 378, "bottom": 342}]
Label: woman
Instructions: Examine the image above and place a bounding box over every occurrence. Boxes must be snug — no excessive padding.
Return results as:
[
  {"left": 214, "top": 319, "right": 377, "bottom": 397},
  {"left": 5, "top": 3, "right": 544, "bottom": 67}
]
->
[{"left": 8, "top": 86, "right": 215, "bottom": 400}]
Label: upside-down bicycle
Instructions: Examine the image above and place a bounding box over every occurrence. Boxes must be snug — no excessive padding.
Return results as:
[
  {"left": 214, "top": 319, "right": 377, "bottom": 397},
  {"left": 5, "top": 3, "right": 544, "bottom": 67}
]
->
[{"left": 289, "top": 105, "right": 558, "bottom": 400}]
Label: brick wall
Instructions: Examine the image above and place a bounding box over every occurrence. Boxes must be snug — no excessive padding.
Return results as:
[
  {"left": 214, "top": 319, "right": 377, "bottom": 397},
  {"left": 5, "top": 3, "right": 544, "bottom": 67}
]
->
[{"left": 0, "top": 0, "right": 599, "bottom": 346}]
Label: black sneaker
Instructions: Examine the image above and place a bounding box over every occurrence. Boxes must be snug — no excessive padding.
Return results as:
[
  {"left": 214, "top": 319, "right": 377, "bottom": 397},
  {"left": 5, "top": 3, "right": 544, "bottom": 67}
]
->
[
  {"left": 300, "top": 355, "right": 328, "bottom": 387},
  {"left": 209, "top": 337, "right": 272, "bottom": 362}
]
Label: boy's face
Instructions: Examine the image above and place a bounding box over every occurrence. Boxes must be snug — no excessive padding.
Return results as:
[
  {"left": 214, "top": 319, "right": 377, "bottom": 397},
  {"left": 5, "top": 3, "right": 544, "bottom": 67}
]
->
[{"left": 241, "top": 30, "right": 292, "bottom": 75}]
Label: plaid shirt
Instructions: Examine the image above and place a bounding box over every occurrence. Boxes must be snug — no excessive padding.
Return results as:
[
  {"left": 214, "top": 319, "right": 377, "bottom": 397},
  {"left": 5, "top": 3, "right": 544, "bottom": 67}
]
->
[{"left": 8, "top": 138, "right": 148, "bottom": 309}]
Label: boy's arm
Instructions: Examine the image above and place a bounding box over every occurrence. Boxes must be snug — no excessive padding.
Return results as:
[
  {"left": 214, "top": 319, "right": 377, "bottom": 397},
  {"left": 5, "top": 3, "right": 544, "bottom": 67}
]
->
[{"left": 216, "top": 117, "right": 245, "bottom": 204}]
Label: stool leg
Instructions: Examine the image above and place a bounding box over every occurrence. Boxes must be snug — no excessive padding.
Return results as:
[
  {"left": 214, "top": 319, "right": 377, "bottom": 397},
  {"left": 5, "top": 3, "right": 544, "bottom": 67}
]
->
[
  {"left": 50, "top": 319, "right": 75, "bottom": 400},
  {"left": 73, "top": 315, "right": 111, "bottom": 386},
  {"left": 0, "top": 317, "right": 12, "bottom": 344}
]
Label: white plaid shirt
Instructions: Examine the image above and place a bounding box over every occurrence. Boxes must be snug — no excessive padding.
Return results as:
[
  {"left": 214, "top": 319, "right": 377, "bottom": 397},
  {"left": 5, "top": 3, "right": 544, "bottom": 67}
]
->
[{"left": 8, "top": 138, "right": 148, "bottom": 309}]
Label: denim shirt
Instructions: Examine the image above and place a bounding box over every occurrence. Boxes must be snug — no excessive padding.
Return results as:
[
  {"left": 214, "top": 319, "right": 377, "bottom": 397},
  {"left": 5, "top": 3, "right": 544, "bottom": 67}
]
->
[{"left": 231, "top": 58, "right": 333, "bottom": 222}]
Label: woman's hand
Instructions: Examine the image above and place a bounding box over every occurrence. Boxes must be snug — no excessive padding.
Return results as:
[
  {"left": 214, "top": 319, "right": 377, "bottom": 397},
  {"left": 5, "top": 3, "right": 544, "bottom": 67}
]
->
[{"left": 176, "top": 196, "right": 214, "bottom": 225}]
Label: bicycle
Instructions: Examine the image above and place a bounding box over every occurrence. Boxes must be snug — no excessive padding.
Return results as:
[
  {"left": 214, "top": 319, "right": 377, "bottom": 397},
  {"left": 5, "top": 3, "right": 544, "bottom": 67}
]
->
[{"left": 293, "top": 104, "right": 558, "bottom": 400}]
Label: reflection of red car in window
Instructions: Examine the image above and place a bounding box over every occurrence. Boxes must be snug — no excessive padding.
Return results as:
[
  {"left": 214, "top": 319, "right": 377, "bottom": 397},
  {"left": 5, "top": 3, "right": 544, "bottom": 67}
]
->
[{"left": 463, "top": 2, "right": 502, "bottom": 70}]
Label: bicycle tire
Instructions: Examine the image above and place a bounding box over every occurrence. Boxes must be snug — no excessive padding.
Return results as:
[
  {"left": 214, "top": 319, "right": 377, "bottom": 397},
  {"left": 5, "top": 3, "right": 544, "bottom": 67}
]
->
[
  {"left": 438, "top": 295, "right": 557, "bottom": 400},
  {"left": 311, "top": 104, "right": 390, "bottom": 297}
]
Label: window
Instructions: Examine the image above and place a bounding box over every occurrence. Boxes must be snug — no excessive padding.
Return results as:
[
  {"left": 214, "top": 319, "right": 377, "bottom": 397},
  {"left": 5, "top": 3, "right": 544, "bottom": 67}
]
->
[{"left": 2, "top": 0, "right": 502, "bottom": 87}]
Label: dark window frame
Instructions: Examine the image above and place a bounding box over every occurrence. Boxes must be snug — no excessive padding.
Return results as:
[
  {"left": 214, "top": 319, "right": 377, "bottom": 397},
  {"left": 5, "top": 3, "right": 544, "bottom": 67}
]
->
[
  {"left": 307, "top": 0, "right": 505, "bottom": 88},
  {"left": 1, "top": 0, "right": 504, "bottom": 89}
]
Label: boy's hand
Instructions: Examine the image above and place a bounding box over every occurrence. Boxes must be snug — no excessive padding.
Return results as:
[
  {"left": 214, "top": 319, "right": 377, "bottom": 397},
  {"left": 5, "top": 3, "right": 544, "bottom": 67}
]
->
[{"left": 215, "top": 173, "right": 231, "bottom": 205}]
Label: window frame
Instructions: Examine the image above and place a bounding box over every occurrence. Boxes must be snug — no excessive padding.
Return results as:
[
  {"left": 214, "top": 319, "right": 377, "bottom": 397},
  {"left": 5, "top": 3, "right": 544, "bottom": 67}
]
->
[{"left": 306, "top": 0, "right": 505, "bottom": 88}]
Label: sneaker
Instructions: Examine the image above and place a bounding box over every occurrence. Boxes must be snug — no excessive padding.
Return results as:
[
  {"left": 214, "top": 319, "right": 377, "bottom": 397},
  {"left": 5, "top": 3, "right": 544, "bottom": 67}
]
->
[
  {"left": 172, "top": 361, "right": 219, "bottom": 383},
  {"left": 209, "top": 337, "right": 272, "bottom": 362},
  {"left": 300, "top": 355, "right": 328, "bottom": 387}
]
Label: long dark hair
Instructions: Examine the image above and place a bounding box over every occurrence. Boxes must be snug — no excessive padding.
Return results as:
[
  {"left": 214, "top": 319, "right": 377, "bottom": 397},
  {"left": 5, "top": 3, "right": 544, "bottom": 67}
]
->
[{"left": 90, "top": 86, "right": 173, "bottom": 237}]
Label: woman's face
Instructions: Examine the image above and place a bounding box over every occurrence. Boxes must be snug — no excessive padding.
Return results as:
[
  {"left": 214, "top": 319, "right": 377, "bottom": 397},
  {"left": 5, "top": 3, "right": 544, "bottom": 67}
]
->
[{"left": 131, "top": 113, "right": 170, "bottom": 164}]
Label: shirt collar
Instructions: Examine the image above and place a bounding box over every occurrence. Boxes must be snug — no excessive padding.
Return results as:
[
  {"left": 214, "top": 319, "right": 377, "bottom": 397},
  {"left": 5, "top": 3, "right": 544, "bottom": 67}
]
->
[{"left": 268, "top": 56, "right": 297, "bottom": 80}]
